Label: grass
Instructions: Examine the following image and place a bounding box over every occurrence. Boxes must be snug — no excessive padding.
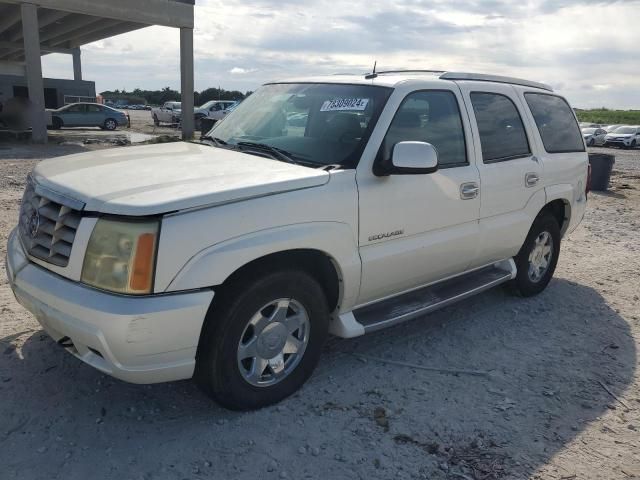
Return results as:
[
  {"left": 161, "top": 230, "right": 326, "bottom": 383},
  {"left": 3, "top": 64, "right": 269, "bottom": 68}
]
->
[{"left": 575, "top": 109, "right": 640, "bottom": 125}]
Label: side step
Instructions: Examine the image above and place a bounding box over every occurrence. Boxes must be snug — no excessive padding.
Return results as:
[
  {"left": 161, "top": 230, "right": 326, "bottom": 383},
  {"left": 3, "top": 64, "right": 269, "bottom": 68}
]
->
[{"left": 352, "top": 259, "right": 516, "bottom": 334}]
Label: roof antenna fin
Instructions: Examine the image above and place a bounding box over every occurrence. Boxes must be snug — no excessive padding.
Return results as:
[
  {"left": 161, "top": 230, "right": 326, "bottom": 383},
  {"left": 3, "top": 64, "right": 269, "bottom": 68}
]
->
[{"left": 365, "top": 61, "right": 378, "bottom": 80}]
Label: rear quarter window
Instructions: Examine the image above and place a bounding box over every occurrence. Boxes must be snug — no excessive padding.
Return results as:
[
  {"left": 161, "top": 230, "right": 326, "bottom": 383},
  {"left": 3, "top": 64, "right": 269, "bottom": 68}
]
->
[{"left": 525, "top": 93, "right": 585, "bottom": 153}]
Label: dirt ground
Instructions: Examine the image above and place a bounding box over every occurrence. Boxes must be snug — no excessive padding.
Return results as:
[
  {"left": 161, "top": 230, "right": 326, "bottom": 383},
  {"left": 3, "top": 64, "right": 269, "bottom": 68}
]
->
[{"left": 0, "top": 142, "right": 639, "bottom": 480}]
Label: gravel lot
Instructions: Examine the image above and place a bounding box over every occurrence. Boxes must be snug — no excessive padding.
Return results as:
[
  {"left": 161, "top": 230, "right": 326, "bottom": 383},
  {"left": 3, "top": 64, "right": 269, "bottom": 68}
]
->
[{"left": 0, "top": 143, "right": 639, "bottom": 480}]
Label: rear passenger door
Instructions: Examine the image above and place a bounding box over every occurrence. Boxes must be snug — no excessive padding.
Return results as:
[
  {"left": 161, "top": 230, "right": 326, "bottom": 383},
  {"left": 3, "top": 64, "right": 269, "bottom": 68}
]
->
[{"left": 457, "top": 82, "right": 544, "bottom": 266}]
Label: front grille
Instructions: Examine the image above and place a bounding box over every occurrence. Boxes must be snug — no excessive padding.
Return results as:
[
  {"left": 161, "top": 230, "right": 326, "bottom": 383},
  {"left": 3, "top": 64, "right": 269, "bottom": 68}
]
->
[{"left": 18, "top": 178, "right": 83, "bottom": 267}]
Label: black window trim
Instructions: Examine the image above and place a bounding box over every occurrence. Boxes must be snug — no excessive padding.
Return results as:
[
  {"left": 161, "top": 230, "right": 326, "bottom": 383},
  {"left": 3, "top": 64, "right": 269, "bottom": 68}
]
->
[
  {"left": 470, "top": 91, "right": 533, "bottom": 164},
  {"left": 524, "top": 91, "right": 586, "bottom": 154},
  {"left": 374, "top": 88, "right": 471, "bottom": 173}
]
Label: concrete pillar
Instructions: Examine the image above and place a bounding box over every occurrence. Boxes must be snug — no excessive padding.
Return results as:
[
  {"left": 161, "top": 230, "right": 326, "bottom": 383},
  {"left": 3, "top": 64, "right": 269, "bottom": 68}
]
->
[
  {"left": 21, "top": 3, "right": 47, "bottom": 144},
  {"left": 180, "top": 27, "right": 194, "bottom": 140},
  {"left": 72, "top": 47, "right": 82, "bottom": 81}
]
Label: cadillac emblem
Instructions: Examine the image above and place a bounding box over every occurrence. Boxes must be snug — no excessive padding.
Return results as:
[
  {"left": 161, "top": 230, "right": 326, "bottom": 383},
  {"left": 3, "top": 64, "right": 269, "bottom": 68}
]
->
[{"left": 28, "top": 210, "right": 40, "bottom": 238}]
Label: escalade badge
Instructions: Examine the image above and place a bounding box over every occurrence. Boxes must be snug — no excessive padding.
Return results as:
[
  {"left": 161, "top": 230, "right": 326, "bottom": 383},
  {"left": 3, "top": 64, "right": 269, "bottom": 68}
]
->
[
  {"left": 28, "top": 210, "right": 40, "bottom": 238},
  {"left": 368, "top": 230, "right": 404, "bottom": 242}
]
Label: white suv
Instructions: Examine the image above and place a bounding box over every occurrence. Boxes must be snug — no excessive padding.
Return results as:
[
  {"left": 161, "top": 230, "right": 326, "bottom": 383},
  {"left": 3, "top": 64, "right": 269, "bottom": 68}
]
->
[
  {"left": 604, "top": 125, "right": 640, "bottom": 149},
  {"left": 6, "top": 71, "right": 588, "bottom": 410}
]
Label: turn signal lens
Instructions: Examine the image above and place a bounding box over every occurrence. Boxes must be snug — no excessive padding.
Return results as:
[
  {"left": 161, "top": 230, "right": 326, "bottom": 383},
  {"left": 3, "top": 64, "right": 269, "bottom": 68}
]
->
[{"left": 130, "top": 233, "right": 156, "bottom": 292}]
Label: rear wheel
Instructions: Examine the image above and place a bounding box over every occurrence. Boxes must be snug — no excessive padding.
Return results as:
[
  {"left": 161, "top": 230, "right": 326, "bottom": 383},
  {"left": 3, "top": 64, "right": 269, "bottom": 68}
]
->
[
  {"left": 195, "top": 270, "right": 330, "bottom": 410},
  {"left": 509, "top": 212, "right": 561, "bottom": 297},
  {"left": 104, "top": 118, "right": 117, "bottom": 131}
]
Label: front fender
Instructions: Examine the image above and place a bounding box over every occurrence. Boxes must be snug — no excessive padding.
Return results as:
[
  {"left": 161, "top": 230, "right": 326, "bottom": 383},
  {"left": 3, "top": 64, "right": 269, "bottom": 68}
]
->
[{"left": 164, "top": 222, "right": 362, "bottom": 311}]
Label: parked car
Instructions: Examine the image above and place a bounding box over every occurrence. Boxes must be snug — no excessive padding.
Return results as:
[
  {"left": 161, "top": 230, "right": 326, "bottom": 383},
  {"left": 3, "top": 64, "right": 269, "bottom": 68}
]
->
[
  {"left": 582, "top": 127, "right": 607, "bottom": 146},
  {"left": 152, "top": 101, "right": 181, "bottom": 125},
  {"left": 195, "top": 100, "right": 238, "bottom": 123},
  {"left": 604, "top": 124, "right": 622, "bottom": 132},
  {"left": 604, "top": 125, "right": 640, "bottom": 148},
  {"left": 7, "top": 71, "right": 588, "bottom": 410},
  {"left": 48, "top": 103, "right": 128, "bottom": 130}
]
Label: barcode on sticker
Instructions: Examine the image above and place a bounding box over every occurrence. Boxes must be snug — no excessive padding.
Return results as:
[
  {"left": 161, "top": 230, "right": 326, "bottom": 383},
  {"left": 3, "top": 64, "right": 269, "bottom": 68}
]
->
[{"left": 320, "top": 98, "right": 369, "bottom": 112}]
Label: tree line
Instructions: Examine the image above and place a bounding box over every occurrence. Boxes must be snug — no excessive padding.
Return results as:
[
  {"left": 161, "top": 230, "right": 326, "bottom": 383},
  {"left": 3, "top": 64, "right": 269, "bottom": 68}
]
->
[{"left": 101, "top": 87, "right": 253, "bottom": 106}]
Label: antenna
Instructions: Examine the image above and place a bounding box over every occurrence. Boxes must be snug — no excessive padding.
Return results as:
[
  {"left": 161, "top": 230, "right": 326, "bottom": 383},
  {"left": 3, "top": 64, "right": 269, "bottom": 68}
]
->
[{"left": 365, "top": 61, "right": 378, "bottom": 80}]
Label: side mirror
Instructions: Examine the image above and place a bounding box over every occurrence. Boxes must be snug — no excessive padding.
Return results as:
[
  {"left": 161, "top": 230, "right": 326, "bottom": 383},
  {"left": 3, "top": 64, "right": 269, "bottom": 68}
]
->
[{"left": 391, "top": 141, "right": 439, "bottom": 174}]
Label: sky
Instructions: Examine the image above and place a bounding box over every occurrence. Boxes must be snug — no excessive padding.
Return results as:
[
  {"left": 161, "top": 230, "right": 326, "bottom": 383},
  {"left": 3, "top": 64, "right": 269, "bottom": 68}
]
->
[{"left": 41, "top": 0, "right": 640, "bottom": 109}]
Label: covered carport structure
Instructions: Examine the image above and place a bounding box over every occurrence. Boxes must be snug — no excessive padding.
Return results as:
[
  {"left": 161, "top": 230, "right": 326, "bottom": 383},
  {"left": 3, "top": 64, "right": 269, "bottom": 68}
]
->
[{"left": 0, "top": 0, "right": 195, "bottom": 142}]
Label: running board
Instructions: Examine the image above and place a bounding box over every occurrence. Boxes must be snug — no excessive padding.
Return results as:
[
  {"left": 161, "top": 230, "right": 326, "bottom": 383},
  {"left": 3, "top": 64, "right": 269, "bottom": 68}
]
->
[{"left": 351, "top": 259, "right": 516, "bottom": 335}]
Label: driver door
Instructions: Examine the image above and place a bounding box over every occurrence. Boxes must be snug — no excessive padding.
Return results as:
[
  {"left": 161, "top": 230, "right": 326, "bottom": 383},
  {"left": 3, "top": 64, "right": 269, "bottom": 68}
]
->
[{"left": 356, "top": 88, "right": 481, "bottom": 305}]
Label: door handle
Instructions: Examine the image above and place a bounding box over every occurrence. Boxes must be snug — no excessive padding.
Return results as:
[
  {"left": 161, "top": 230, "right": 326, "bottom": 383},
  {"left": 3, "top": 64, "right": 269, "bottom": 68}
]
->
[
  {"left": 525, "top": 172, "right": 540, "bottom": 187},
  {"left": 460, "top": 182, "right": 479, "bottom": 200}
]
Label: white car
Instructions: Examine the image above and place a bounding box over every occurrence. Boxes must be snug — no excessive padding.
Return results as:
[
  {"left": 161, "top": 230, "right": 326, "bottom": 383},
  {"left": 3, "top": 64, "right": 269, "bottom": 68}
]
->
[
  {"left": 195, "top": 100, "right": 238, "bottom": 123},
  {"left": 152, "top": 101, "right": 182, "bottom": 125},
  {"left": 582, "top": 127, "right": 607, "bottom": 146},
  {"left": 6, "top": 71, "right": 588, "bottom": 410},
  {"left": 604, "top": 125, "right": 640, "bottom": 149}
]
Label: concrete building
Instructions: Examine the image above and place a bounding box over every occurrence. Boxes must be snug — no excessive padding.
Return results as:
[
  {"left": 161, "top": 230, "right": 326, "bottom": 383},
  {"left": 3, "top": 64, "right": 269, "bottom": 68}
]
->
[
  {"left": 0, "top": 0, "right": 195, "bottom": 142},
  {"left": 0, "top": 74, "right": 96, "bottom": 108}
]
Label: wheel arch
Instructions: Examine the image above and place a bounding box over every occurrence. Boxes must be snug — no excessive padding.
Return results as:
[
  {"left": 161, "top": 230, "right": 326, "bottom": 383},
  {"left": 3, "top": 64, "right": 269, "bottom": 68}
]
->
[
  {"left": 543, "top": 201, "right": 571, "bottom": 237},
  {"left": 217, "top": 249, "right": 342, "bottom": 313}
]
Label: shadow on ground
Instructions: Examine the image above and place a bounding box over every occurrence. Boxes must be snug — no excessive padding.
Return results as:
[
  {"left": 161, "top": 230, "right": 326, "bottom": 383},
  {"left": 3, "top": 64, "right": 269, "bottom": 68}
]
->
[{"left": 0, "top": 279, "right": 635, "bottom": 479}]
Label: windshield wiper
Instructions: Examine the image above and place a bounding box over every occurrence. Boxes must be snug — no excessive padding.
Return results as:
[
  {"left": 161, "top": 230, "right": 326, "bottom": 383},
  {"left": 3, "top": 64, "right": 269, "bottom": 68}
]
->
[
  {"left": 201, "top": 135, "right": 230, "bottom": 148},
  {"left": 235, "top": 141, "right": 313, "bottom": 166}
]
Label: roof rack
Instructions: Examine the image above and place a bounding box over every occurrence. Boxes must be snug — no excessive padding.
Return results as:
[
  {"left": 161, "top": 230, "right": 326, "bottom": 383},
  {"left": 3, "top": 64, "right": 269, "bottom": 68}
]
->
[{"left": 439, "top": 72, "right": 553, "bottom": 91}]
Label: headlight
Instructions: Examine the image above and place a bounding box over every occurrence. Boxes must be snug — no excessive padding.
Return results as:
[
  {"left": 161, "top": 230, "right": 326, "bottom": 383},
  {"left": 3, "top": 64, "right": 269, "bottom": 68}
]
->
[{"left": 81, "top": 218, "right": 159, "bottom": 295}]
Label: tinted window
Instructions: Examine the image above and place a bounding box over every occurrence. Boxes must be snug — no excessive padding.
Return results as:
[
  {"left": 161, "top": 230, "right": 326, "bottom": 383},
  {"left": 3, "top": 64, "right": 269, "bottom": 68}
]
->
[
  {"left": 380, "top": 90, "right": 467, "bottom": 167},
  {"left": 65, "top": 104, "right": 85, "bottom": 113},
  {"left": 525, "top": 93, "right": 584, "bottom": 153},
  {"left": 471, "top": 92, "right": 530, "bottom": 162},
  {"left": 86, "top": 104, "right": 103, "bottom": 113}
]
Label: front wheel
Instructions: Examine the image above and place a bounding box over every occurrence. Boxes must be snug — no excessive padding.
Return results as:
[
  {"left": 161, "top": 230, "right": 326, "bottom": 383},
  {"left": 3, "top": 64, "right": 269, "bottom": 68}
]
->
[
  {"left": 509, "top": 212, "right": 561, "bottom": 297},
  {"left": 104, "top": 118, "right": 117, "bottom": 131},
  {"left": 195, "top": 270, "right": 330, "bottom": 410}
]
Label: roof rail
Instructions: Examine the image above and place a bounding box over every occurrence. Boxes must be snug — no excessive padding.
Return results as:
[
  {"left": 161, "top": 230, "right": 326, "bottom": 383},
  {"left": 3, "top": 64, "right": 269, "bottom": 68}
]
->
[
  {"left": 365, "top": 69, "right": 446, "bottom": 78},
  {"left": 439, "top": 72, "right": 553, "bottom": 91}
]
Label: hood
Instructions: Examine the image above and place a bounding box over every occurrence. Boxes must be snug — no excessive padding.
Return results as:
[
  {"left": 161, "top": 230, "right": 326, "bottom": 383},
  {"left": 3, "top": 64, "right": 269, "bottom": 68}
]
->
[
  {"left": 32, "top": 142, "right": 330, "bottom": 216},
  {"left": 606, "top": 133, "right": 633, "bottom": 138}
]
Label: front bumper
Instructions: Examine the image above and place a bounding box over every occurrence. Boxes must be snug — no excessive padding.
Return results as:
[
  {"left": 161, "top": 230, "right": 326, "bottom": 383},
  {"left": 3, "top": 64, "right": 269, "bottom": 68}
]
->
[
  {"left": 605, "top": 138, "right": 632, "bottom": 146},
  {"left": 6, "top": 229, "right": 214, "bottom": 384}
]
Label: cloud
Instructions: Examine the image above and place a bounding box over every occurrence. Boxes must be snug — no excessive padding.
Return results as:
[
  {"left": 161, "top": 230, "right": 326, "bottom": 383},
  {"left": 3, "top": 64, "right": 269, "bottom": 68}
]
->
[
  {"left": 229, "top": 67, "right": 257, "bottom": 74},
  {"left": 41, "top": 0, "right": 640, "bottom": 108}
]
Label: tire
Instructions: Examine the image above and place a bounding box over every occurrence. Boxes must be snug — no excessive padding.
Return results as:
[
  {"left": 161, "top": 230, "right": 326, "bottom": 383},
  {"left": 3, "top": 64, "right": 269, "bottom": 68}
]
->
[
  {"left": 631, "top": 140, "right": 637, "bottom": 149},
  {"left": 195, "top": 270, "right": 330, "bottom": 410},
  {"left": 104, "top": 118, "right": 117, "bottom": 131},
  {"left": 509, "top": 212, "right": 561, "bottom": 297},
  {"left": 51, "top": 117, "right": 62, "bottom": 130},
  {"left": 153, "top": 114, "right": 160, "bottom": 126}
]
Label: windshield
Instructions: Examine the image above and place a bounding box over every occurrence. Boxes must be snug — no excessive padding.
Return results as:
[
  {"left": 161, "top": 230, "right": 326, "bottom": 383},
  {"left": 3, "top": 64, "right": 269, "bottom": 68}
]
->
[
  {"left": 207, "top": 83, "right": 391, "bottom": 167},
  {"left": 614, "top": 126, "right": 636, "bottom": 134},
  {"left": 582, "top": 128, "right": 596, "bottom": 134}
]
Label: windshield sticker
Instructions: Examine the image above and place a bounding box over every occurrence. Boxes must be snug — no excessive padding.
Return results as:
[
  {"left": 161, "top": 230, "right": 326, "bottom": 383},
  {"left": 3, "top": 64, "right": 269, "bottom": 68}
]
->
[{"left": 320, "top": 98, "right": 370, "bottom": 112}]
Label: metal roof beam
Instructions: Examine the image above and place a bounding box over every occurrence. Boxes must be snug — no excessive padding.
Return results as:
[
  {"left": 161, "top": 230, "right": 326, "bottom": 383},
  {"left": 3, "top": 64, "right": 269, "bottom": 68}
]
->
[{"left": 0, "top": 0, "right": 193, "bottom": 28}]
